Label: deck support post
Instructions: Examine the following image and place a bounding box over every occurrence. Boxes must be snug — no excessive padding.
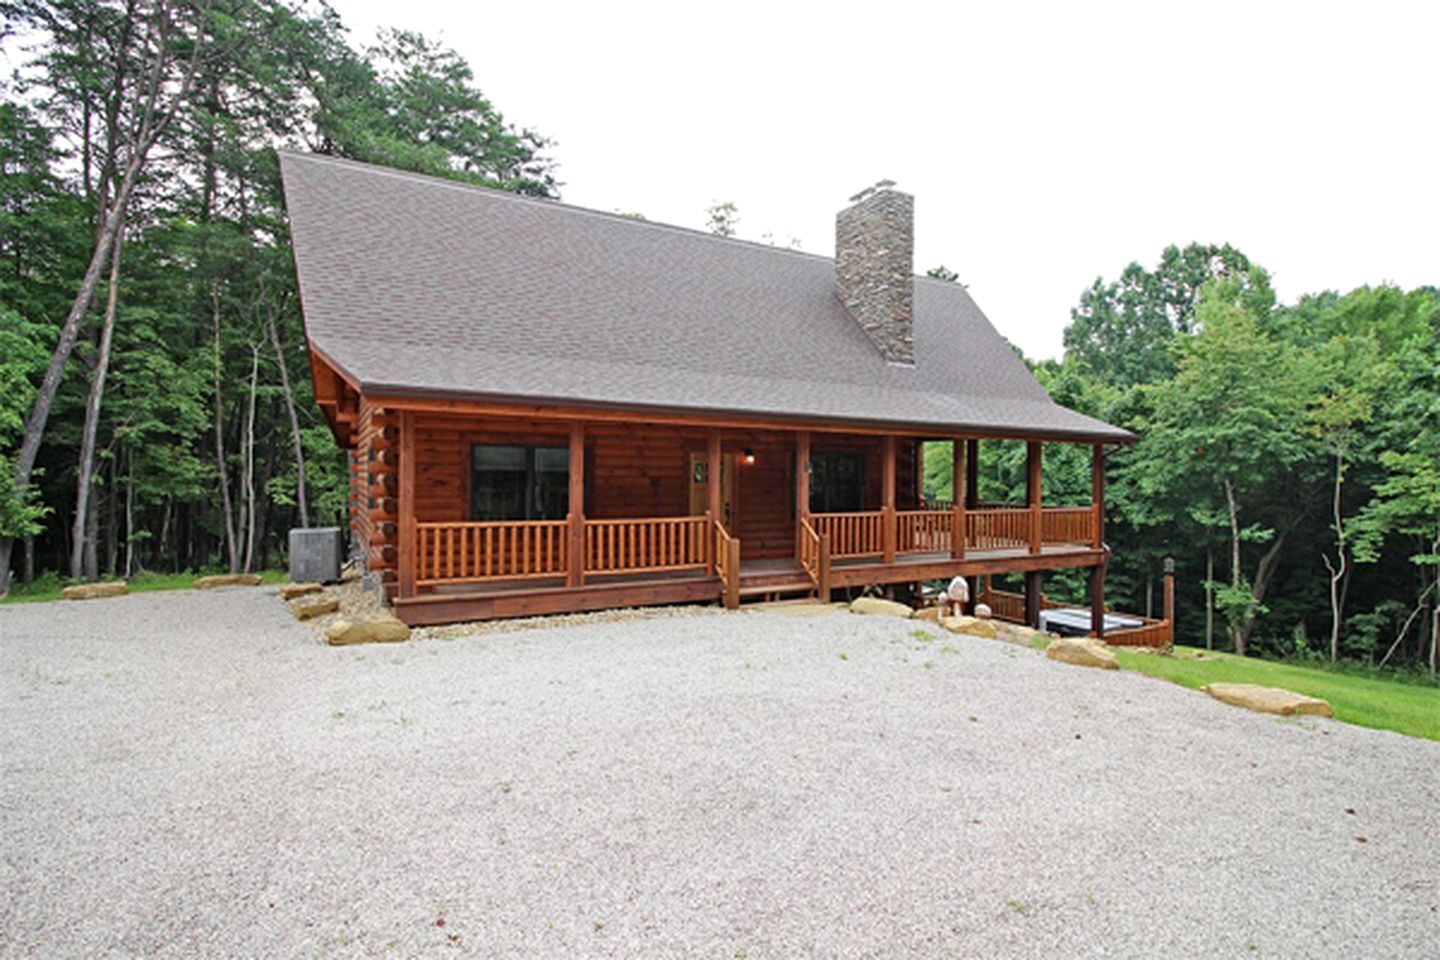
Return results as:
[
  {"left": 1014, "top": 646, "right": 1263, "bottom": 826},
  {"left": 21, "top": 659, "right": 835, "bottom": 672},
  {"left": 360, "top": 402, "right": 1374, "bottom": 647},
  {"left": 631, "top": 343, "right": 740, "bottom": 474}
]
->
[
  {"left": 795, "top": 431, "right": 810, "bottom": 559},
  {"left": 951, "top": 438, "right": 966, "bottom": 559},
  {"left": 1027, "top": 440, "right": 1042, "bottom": 555},
  {"left": 1091, "top": 444, "right": 1105, "bottom": 549},
  {"left": 398, "top": 410, "right": 416, "bottom": 599},
  {"left": 882, "top": 434, "right": 897, "bottom": 564},
  {"left": 567, "top": 422, "right": 585, "bottom": 587},
  {"left": 1090, "top": 561, "right": 1107, "bottom": 639},
  {"left": 1024, "top": 570, "right": 1042, "bottom": 628}
]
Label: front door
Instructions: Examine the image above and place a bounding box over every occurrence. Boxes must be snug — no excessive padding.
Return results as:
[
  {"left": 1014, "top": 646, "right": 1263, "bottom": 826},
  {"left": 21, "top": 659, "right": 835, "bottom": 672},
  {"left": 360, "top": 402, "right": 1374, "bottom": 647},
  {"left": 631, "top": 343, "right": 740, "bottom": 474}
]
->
[{"left": 688, "top": 451, "right": 736, "bottom": 530}]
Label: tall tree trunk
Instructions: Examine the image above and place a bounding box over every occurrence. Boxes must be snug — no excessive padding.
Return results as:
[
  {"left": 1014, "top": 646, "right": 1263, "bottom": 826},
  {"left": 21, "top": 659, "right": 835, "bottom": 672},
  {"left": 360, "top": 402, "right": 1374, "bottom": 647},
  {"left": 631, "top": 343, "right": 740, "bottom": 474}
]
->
[
  {"left": 241, "top": 346, "right": 259, "bottom": 573},
  {"left": 84, "top": 483, "right": 100, "bottom": 580},
  {"left": 124, "top": 451, "right": 136, "bottom": 578},
  {"left": 1323, "top": 449, "right": 1347, "bottom": 662},
  {"left": 70, "top": 223, "right": 125, "bottom": 580},
  {"left": 105, "top": 449, "right": 119, "bottom": 578},
  {"left": 22, "top": 536, "right": 34, "bottom": 585},
  {"left": 1224, "top": 478, "right": 1245, "bottom": 656},
  {"left": 211, "top": 286, "right": 239, "bottom": 573},
  {"left": 1205, "top": 547, "right": 1214, "bottom": 651},
  {"left": 266, "top": 299, "right": 308, "bottom": 527}
]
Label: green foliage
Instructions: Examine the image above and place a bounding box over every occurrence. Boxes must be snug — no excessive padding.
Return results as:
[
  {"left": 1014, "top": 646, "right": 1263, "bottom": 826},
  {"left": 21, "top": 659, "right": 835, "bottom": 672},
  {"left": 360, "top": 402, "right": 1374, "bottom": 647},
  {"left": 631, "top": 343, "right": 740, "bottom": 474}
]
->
[
  {"left": 0, "top": 0, "right": 555, "bottom": 584},
  {"left": 1064, "top": 243, "right": 1265, "bottom": 387},
  {"left": 705, "top": 201, "right": 739, "bottom": 237}
]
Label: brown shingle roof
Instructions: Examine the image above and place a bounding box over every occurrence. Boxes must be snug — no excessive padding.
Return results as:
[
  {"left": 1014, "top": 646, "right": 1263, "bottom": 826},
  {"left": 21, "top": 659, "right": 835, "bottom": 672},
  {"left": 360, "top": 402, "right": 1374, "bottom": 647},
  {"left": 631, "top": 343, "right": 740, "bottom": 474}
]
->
[{"left": 279, "top": 152, "right": 1133, "bottom": 442}]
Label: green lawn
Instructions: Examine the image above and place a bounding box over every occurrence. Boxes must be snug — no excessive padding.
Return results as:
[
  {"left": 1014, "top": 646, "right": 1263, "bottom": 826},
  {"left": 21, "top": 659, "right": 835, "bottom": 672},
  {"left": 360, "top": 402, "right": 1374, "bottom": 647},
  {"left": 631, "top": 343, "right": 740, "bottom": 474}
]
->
[
  {"left": 1, "top": 569, "right": 286, "bottom": 605},
  {"left": 1113, "top": 645, "right": 1440, "bottom": 741}
]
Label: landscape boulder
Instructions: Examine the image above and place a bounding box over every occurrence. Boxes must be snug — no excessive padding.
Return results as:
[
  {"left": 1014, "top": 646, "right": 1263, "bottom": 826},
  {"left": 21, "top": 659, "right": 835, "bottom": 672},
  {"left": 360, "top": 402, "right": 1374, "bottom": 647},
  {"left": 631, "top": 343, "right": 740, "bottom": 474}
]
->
[
  {"left": 912, "top": 606, "right": 943, "bottom": 623},
  {"left": 290, "top": 596, "right": 339, "bottom": 621},
  {"left": 325, "top": 617, "right": 410, "bottom": 646},
  {"left": 849, "top": 596, "right": 914, "bottom": 619},
  {"left": 1045, "top": 636, "right": 1119, "bottom": 670},
  {"left": 194, "top": 573, "right": 263, "bottom": 589},
  {"left": 940, "top": 615, "right": 999, "bottom": 639},
  {"left": 973, "top": 603, "right": 993, "bottom": 620},
  {"left": 1202, "top": 683, "right": 1333, "bottom": 718},
  {"left": 281, "top": 582, "right": 324, "bottom": 601},
  {"left": 62, "top": 582, "right": 128, "bottom": 600}
]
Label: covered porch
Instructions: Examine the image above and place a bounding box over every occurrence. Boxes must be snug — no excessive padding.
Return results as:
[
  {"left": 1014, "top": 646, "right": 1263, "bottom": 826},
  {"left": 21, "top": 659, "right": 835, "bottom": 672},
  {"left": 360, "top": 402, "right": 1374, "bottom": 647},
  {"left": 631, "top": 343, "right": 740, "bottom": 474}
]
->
[{"left": 363, "top": 404, "right": 1111, "bottom": 627}]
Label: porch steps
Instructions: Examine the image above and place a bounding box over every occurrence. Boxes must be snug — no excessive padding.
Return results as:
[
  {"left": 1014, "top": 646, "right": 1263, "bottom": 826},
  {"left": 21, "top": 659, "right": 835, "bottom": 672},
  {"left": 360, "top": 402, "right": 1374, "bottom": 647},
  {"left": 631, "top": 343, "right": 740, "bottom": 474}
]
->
[{"left": 738, "top": 567, "right": 816, "bottom": 602}]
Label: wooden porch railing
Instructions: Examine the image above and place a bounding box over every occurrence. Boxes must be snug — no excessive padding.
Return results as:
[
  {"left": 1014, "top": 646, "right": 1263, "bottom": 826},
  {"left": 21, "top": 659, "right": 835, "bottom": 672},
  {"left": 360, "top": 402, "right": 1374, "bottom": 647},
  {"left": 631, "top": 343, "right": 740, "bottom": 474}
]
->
[
  {"left": 897, "top": 509, "right": 953, "bottom": 554},
  {"left": 1041, "top": 507, "right": 1094, "bottom": 545},
  {"left": 415, "top": 519, "right": 569, "bottom": 586},
  {"left": 585, "top": 515, "right": 710, "bottom": 576},
  {"left": 798, "top": 517, "right": 831, "bottom": 598},
  {"left": 977, "top": 585, "right": 1172, "bottom": 647},
  {"left": 715, "top": 519, "right": 740, "bottom": 610},
  {"left": 965, "top": 508, "right": 1032, "bottom": 551},
  {"left": 811, "top": 511, "right": 884, "bottom": 558},
  {"left": 976, "top": 586, "right": 1062, "bottom": 623},
  {"left": 1104, "top": 617, "right": 1172, "bottom": 648}
]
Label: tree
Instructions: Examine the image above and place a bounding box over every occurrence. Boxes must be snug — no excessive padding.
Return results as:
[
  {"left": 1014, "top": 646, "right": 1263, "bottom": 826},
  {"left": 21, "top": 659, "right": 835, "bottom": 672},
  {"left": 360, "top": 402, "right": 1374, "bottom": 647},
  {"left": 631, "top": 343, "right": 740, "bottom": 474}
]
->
[
  {"left": 1133, "top": 274, "right": 1312, "bottom": 655},
  {"left": 706, "top": 201, "right": 739, "bottom": 237},
  {"left": 1064, "top": 243, "right": 1263, "bottom": 388},
  {"left": 0, "top": 0, "right": 214, "bottom": 593}
]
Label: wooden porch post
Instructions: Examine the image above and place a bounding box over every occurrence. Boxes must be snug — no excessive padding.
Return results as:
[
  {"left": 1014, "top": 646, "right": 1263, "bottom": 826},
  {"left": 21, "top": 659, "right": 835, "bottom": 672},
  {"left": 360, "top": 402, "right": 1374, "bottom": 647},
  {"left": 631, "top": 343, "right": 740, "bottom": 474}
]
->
[
  {"left": 882, "top": 434, "right": 897, "bottom": 563},
  {"left": 951, "top": 438, "right": 966, "bottom": 559},
  {"left": 707, "top": 431, "right": 722, "bottom": 574},
  {"left": 795, "top": 430, "right": 810, "bottom": 558},
  {"left": 1091, "top": 443, "right": 1105, "bottom": 550},
  {"left": 1027, "top": 440, "right": 1042, "bottom": 555},
  {"left": 1163, "top": 555, "right": 1175, "bottom": 625},
  {"left": 398, "top": 410, "right": 416, "bottom": 598},
  {"left": 567, "top": 422, "right": 585, "bottom": 587},
  {"left": 965, "top": 439, "right": 979, "bottom": 509},
  {"left": 1025, "top": 570, "right": 1042, "bottom": 628},
  {"left": 1090, "top": 561, "right": 1107, "bottom": 639}
]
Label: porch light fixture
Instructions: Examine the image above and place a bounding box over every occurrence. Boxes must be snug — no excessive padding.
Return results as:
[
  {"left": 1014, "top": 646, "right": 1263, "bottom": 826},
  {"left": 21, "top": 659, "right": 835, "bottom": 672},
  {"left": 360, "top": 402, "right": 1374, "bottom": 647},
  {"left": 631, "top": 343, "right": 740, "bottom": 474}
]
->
[{"left": 742, "top": 448, "right": 756, "bottom": 466}]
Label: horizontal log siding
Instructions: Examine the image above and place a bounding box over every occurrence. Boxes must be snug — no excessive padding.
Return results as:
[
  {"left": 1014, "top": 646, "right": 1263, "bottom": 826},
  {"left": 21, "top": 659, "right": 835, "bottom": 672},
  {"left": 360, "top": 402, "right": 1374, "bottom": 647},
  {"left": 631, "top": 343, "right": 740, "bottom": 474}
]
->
[{"left": 399, "top": 416, "right": 920, "bottom": 566}]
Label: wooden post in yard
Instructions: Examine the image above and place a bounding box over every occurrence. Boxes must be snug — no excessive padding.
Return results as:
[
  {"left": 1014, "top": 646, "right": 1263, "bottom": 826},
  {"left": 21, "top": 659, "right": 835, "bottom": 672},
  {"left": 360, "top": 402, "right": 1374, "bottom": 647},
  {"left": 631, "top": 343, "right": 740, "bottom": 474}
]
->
[
  {"left": 951, "top": 438, "right": 966, "bottom": 559},
  {"left": 883, "top": 434, "right": 897, "bottom": 563},
  {"left": 1027, "top": 440, "right": 1042, "bottom": 555},
  {"left": 1163, "top": 556, "right": 1175, "bottom": 644},
  {"left": 398, "top": 411, "right": 416, "bottom": 598},
  {"left": 567, "top": 422, "right": 585, "bottom": 587}
]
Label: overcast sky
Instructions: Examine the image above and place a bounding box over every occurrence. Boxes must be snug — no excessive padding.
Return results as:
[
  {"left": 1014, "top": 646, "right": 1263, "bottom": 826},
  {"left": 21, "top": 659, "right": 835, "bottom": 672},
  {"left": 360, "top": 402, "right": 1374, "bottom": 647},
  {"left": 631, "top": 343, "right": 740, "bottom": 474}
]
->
[{"left": 342, "top": 0, "right": 1437, "bottom": 359}]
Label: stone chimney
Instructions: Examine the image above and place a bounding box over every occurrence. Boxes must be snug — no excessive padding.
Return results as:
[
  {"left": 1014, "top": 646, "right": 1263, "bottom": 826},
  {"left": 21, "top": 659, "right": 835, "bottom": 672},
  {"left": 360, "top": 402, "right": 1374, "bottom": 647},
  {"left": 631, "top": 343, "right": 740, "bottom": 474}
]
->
[{"left": 836, "top": 181, "right": 914, "bottom": 363}]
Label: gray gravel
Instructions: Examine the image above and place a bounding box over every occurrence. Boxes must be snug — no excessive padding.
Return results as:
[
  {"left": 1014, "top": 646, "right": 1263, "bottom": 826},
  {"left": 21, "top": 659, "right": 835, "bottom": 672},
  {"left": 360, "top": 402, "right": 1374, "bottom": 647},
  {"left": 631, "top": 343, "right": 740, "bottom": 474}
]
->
[{"left": 2, "top": 589, "right": 1437, "bottom": 958}]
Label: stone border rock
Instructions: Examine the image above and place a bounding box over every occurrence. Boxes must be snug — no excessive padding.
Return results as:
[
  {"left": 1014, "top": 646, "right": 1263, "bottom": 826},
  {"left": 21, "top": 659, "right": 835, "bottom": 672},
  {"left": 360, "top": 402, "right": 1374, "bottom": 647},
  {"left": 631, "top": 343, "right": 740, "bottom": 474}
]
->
[
  {"left": 194, "top": 574, "right": 263, "bottom": 589},
  {"left": 62, "top": 582, "right": 128, "bottom": 601},
  {"left": 1203, "top": 683, "right": 1333, "bottom": 717}
]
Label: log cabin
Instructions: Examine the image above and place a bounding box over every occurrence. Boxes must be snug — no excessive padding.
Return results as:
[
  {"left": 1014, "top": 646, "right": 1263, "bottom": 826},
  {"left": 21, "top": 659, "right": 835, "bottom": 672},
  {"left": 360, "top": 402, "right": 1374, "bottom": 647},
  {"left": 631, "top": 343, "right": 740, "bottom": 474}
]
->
[{"left": 278, "top": 153, "right": 1136, "bottom": 629}]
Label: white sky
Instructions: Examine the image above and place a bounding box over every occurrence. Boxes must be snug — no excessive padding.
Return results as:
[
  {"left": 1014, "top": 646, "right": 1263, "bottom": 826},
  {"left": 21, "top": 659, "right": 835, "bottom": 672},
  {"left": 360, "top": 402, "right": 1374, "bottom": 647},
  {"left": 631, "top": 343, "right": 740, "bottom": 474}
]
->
[{"left": 342, "top": 0, "right": 1438, "bottom": 359}]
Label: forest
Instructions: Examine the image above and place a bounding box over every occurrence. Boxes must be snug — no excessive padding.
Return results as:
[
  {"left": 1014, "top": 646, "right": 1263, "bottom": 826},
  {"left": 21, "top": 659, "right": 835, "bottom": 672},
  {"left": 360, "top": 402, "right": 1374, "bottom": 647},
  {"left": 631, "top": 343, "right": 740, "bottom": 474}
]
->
[{"left": 2, "top": 1, "right": 1436, "bottom": 680}]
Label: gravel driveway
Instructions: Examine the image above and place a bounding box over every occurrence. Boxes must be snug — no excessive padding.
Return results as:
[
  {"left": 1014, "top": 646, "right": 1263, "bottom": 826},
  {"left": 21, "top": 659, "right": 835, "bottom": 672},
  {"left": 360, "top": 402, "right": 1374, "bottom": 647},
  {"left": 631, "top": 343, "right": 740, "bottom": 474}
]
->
[{"left": 2, "top": 589, "right": 1436, "bottom": 958}]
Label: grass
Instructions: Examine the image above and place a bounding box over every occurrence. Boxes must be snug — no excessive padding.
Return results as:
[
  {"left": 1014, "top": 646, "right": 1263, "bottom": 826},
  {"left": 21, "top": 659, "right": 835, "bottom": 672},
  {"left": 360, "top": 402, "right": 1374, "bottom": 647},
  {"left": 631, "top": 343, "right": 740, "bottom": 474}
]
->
[
  {"left": 1, "top": 569, "right": 286, "bottom": 604},
  {"left": 1113, "top": 645, "right": 1440, "bottom": 741}
]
